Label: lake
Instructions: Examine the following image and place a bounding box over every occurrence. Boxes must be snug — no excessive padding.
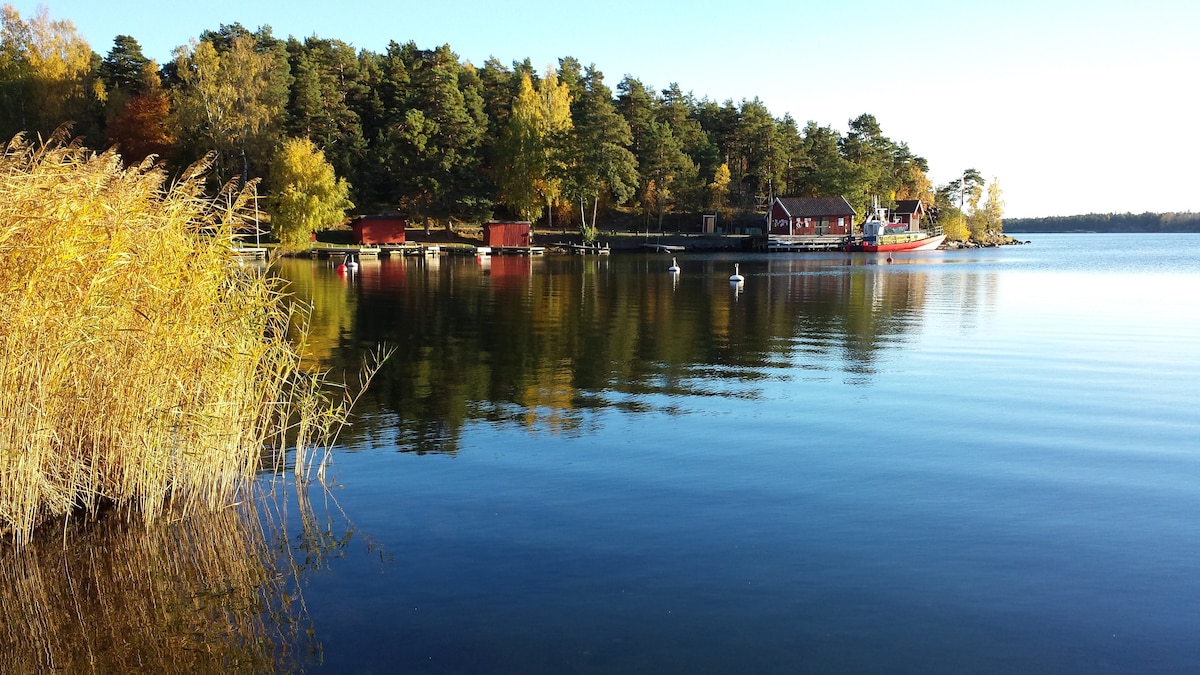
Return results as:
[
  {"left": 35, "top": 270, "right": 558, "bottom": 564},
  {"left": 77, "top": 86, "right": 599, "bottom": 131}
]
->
[{"left": 3, "top": 233, "right": 1199, "bottom": 673}]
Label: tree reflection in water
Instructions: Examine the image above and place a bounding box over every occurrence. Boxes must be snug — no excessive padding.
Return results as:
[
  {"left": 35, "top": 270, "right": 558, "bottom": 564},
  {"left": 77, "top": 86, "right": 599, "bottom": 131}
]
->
[{"left": 271, "top": 254, "right": 956, "bottom": 455}]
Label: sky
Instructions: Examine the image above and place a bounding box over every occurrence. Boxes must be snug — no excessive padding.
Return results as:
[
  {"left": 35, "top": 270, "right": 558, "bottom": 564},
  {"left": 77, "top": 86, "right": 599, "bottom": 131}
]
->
[{"left": 10, "top": 0, "right": 1200, "bottom": 218}]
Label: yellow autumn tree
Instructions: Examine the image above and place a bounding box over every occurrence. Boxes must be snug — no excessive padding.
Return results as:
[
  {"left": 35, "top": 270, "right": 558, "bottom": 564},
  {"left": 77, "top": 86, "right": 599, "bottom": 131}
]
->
[
  {"left": 708, "top": 163, "right": 731, "bottom": 209},
  {"left": 497, "top": 67, "right": 572, "bottom": 225},
  {"left": 496, "top": 72, "right": 542, "bottom": 221},
  {"left": 170, "top": 35, "right": 288, "bottom": 185},
  {"left": 0, "top": 4, "right": 97, "bottom": 139},
  {"left": 980, "top": 179, "right": 1005, "bottom": 240},
  {"left": 269, "top": 137, "right": 352, "bottom": 249},
  {"left": 940, "top": 207, "right": 970, "bottom": 242}
]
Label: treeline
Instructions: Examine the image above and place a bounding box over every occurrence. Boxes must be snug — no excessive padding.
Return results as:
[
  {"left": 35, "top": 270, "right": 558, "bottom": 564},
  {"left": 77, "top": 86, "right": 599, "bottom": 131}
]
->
[
  {"left": 1005, "top": 212, "right": 1200, "bottom": 233},
  {"left": 0, "top": 5, "right": 995, "bottom": 240}
]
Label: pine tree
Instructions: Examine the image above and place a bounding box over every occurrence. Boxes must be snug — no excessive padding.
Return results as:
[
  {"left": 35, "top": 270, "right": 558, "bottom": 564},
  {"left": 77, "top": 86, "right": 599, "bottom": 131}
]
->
[
  {"left": 283, "top": 37, "right": 368, "bottom": 204},
  {"left": 558, "top": 65, "right": 636, "bottom": 240}
]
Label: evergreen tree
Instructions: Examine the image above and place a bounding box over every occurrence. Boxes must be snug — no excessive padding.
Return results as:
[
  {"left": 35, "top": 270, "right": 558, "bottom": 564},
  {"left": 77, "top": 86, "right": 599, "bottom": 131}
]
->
[
  {"left": 283, "top": 37, "right": 368, "bottom": 204},
  {"left": 371, "top": 43, "right": 490, "bottom": 226},
  {"left": 732, "top": 98, "right": 783, "bottom": 208},
  {"left": 793, "top": 121, "right": 860, "bottom": 200},
  {"left": 693, "top": 98, "right": 740, "bottom": 188},
  {"left": 775, "top": 113, "right": 805, "bottom": 197},
  {"left": 617, "top": 76, "right": 655, "bottom": 222},
  {"left": 352, "top": 43, "right": 405, "bottom": 210},
  {"left": 98, "top": 35, "right": 149, "bottom": 96},
  {"left": 657, "top": 83, "right": 711, "bottom": 211},
  {"left": 618, "top": 77, "right": 694, "bottom": 230},
  {"left": 558, "top": 64, "right": 637, "bottom": 240}
]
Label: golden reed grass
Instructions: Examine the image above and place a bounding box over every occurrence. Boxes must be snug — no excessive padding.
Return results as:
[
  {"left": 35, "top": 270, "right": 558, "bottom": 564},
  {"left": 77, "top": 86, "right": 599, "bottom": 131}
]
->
[{"left": 0, "top": 133, "right": 364, "bottom": 548}]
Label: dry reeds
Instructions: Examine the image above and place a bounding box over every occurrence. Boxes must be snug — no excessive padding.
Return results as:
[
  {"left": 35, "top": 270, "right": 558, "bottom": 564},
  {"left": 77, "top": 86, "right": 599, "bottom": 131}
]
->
[{"left": 0, "top": 133, "right": 358, "bottom": 547}]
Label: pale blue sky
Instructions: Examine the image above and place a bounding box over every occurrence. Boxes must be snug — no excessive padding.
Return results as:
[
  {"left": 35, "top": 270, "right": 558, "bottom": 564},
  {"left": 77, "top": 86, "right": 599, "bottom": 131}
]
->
[{"left": 10, "top": 0, "right": 1199, "bottom": 217}]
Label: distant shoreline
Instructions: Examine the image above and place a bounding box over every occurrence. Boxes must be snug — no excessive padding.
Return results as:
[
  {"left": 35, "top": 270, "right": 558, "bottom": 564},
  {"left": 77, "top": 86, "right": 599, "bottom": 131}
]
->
[{"left": 1005, "top": 212, "right": 1200, "bottom": 233}]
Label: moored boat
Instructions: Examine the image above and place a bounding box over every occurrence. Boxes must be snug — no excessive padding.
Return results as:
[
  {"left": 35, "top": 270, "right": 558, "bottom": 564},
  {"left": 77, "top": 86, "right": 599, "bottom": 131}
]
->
[{"left": 849, "top": 201, "right": 945, "bottom": 252}]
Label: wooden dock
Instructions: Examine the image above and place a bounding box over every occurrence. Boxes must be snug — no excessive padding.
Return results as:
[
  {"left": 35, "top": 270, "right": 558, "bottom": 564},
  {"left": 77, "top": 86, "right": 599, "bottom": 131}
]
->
[
  {"left": 231, "top": 246, "right": 269, "bottom": 260},
  {"left": 310, "top": 246, "right": 381, "bottom": 259},
  {"left": 312, "top": 242, "right": 545, "bottom": 258},
  {"left": 766, "top": 235, "right": 847, "bottom": 252},
  {"left": 492, "top": 245, "right": 545, "bottom": 255},
  {"left": 641, "top": 243, "right": 685, "bottom": 253},
  {"left": 554, "top": 242, "right": 610, "bottom": 255}
]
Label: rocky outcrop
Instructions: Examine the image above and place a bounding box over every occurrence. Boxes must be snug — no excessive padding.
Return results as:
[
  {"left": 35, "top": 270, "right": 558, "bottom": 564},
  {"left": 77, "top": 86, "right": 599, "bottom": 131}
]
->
[{"left": 943, "top": 234, "right": 1029, "bottom": 249}]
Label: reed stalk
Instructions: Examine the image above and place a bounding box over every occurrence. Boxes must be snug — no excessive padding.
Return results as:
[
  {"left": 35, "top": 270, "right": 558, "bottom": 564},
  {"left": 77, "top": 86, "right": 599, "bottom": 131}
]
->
[{"left": 0, "top": 134, "right": 364, "bottom": 548}]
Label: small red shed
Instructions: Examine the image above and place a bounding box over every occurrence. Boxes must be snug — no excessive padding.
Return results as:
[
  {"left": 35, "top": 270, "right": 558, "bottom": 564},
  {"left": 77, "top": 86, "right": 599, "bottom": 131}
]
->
[
  {"left": 891, "top": 200, "right": 925, "bottom": 230},
  {"left": 352, "top": 216, "right": 407, "bottom": 245},
  {"left": 483, "top": 221, "right": 531, "bottom": 248},
  {"left": 769, "top": 197, "right": 856, "bottom": 236}
]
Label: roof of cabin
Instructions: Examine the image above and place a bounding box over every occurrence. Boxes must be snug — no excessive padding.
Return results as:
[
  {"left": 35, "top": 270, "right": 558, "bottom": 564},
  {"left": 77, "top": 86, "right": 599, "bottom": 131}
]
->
[
  {"left": 774, "top": 196, "right": 856, "bottom": 217},
  {"left": 893, "top": 200, "right": 925, "bottom": 215}
]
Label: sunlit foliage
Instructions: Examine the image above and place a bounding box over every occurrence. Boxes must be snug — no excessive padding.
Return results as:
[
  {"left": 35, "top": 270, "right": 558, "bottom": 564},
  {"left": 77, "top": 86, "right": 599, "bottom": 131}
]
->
[{"left": 269, "top": 136, "right": 353, "bottom": 248}]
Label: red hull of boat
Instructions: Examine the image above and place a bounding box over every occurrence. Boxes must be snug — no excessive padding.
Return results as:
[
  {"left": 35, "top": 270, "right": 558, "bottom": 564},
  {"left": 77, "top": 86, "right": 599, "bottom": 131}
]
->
[{"left": 859, "top": 234, "right": 945, "bottom": 253}]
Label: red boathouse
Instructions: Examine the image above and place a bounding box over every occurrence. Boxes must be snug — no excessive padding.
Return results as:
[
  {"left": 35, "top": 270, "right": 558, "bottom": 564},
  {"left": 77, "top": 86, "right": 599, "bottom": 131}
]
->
[
  {"left": 890, "top": 200, "right": 926, "bottom": 230},
  {"left": 483, "top": 221, "right": 531, "bottom": 248},
  {"left": 351, "top": 216, "right": 407, "bottom": 245},
  {"left": 768, "top": 197, "right": 856, "bottom": 236}
]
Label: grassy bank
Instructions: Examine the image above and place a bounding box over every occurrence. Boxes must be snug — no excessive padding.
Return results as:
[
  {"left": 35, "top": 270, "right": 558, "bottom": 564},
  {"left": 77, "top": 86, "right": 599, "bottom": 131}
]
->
[{"left": 0, "top": 137, "right": 350, "bottom": 548}]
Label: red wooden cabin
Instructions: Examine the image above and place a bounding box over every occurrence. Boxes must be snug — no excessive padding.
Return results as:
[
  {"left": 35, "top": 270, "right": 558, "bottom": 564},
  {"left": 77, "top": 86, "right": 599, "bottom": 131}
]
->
[
  {"left": 891, "top": 200, "right": 925, "bottom": 230},
  {"left": 483, "top": 221, "right": 531, "bottom": 248},
  {"left": 352, "top": 216, "right": 407, "bottom": 245},
  {"left": 768, "top": 197, "right": 856, "bottom": 236}
]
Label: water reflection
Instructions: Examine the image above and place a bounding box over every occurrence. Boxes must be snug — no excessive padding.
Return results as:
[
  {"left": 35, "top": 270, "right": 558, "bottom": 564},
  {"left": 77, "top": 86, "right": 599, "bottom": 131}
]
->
[
  {"left": 0, "top": 482, "right": 355, "bottom": 673},
  {"left": 272, "top": 252, "right": 970, "bottom": 454}
]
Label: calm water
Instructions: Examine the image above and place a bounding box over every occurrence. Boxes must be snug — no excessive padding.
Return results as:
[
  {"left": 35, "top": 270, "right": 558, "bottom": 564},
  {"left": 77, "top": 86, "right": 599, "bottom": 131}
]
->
[{"left": 4, "top": 234, "right": 1200, "bottom": 673}]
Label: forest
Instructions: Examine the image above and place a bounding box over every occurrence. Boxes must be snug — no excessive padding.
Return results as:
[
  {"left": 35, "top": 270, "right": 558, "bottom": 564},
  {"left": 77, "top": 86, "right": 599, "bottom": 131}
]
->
[
  {"left": 1005, "top": 212, "right": 1200, "bottom": 233},
  {"left": 0, "top": 5, "right": 1003, "bottom": 243}
]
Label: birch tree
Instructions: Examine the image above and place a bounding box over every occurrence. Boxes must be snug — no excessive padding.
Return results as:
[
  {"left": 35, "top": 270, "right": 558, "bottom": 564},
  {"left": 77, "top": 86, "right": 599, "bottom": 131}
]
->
[
  {"left": 979, "top": 179, "right": 1005, "bottom": 240},
  {"left": 171, "top": 33, "right": 288, "bottom": 186},
  {"left": 0, "top": 5, "right": 99, "bottom": 141},
  {"left": 269, "top": 137, "right": 352, "bottom": 248},
  {"left": 497, "top": 67, "right": 572, "bottom": 225}
]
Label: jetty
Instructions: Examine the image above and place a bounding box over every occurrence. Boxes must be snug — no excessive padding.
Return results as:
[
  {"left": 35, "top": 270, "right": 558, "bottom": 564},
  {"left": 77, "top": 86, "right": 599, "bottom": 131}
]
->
[
  {"left": 231, "top": 246, "right": 269, "bottom": 260},
  {"left": 766, "top": 235, "right": 847, "bottom": 252},
  {"left": 555, "top": 242, "right": 610, "bottom": 255},
  {"left": 641, "top": 243, "right": 685, "bottom": 253},
  {"left": 310, "top": 246, "right": 381, "bottom": 259}
]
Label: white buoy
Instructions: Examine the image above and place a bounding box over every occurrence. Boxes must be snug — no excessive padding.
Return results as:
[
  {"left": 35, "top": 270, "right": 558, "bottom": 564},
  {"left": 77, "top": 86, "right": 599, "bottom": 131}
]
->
[
  {"left": 668, "top": 257, "right": 680, "bottom": 273},
  {"left": 347, "top": 255, "right": 359, "bottom": 272},
  {"left": 729, "top": 263, "right": 744, "bottom": 283}
]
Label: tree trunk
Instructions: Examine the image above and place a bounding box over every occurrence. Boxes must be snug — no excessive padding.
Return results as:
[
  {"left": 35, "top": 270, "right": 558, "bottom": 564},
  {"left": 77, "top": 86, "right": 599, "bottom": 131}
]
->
[{"left": 240, "top": 146, "right": 249, "bottom": 190}]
